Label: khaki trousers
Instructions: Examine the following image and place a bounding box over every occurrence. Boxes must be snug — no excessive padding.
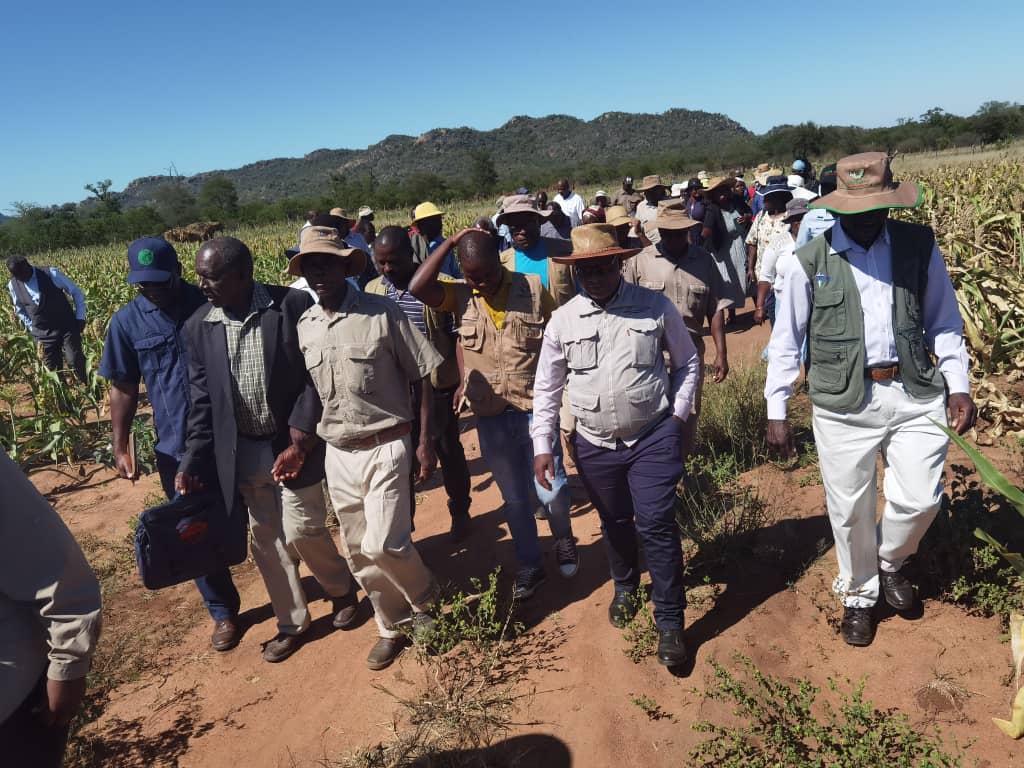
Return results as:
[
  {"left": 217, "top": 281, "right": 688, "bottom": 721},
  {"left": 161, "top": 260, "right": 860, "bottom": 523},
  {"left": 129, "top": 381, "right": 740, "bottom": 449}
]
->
[
  {"left": 812, "top": 381, "right": 948, "bottom": 608},
  {"left": 324, "top": 435, "right": 437, "bottom": 639},
  {"left": 236, "top": 436, "right": 353, "bottom": 635}
]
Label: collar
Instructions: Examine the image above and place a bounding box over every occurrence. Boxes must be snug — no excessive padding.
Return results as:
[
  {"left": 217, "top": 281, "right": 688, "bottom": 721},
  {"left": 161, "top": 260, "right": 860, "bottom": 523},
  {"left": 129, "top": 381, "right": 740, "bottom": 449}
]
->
[
  {"left": 205, "top": 281, "right": 273, "bottom": 324},
  {"left": 578, "top": 278, "right": 630, "bottom": 316},
  {"left": 303, "top": 283, "right": 361, "bottom": 326},
  {"left": 829, "top": 220, "right": 891, "bottom": 254}
]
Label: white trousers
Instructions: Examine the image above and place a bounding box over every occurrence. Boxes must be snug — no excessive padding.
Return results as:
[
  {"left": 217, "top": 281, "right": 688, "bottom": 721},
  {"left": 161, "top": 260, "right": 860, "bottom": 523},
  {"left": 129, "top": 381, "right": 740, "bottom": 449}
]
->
[
  {"left": 236, "top": 437, "right": 353, "bottom": 635},
  {"left": 324, "top": 436, "right": 437, "bottom": 639},
  {"left": 812, "top": 380, "right": 949, "bottom": 608}
]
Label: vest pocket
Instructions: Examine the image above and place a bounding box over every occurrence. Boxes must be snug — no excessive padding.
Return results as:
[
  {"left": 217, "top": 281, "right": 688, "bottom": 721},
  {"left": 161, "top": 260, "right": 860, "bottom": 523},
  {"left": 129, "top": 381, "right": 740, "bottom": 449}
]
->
[
  {"left": 812, "top": 288, "right": 847, "bottom": 336},
  {"left": 628, "top": 319, "right": 660, "bottom": 367},
  {"left": 896, "top": 324, "right": 935, "bottom": 376},
  {"left": 568, "top": 390, "right": 600, "bottom": 431},
  {"left": 458, "top": 323, "right": 485, "bottom": 352},
  {"left": 626, "top": 380, "right": 668, "bottom": 433},
  {"left": 511, "top": 317, "right": 545, "bottom": 352},
  {"left": 464, "top": 370, "right": 499, "bottom": 413},
  {"left": 808, "top": 340, "right": 849, "bottom": 394},
  {"left": 342, "top": 343, "right": 378, "bottom": 394},
  {"left": 564, "top": 334, "right": 598, "bottom": 371}
]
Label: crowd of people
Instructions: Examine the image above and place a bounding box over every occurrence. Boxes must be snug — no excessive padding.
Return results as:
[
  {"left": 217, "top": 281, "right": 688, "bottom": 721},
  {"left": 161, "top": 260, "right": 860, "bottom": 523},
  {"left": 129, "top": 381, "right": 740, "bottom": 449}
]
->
[{"left": 3, "top": 151, "right": 978, "bottom": 765}]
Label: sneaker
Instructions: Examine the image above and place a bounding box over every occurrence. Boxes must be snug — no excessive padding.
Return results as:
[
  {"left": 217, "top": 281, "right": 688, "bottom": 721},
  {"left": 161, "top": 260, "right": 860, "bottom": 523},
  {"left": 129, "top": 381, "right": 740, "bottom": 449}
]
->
[
  {"left": 534, "top": 504, "right": 549, "bottom": 521},
  {"left": 512, "top": 566, "right": 547, "bottom": 601},
  {"left": 554, "top": 537, "right": 580, "bottom": 578}
]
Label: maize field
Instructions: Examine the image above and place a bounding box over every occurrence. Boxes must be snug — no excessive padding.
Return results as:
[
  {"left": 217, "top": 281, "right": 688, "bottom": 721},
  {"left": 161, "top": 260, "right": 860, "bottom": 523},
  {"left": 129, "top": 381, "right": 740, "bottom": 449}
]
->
[{"left": 2, "top": 161, "right": 1023, "bottom": 466}]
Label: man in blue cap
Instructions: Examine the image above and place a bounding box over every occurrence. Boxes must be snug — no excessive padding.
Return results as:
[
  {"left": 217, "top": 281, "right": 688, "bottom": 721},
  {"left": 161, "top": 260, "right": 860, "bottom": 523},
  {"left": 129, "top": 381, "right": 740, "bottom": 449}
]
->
[{"left": 98, "top": 237, "right": 242, "bottom": 652}]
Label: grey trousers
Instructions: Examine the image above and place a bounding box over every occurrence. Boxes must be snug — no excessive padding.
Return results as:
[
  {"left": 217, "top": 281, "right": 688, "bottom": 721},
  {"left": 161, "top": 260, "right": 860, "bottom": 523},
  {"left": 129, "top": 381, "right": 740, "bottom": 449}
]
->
[{"left": 35, "top": 327, "right": 86, "bottom": 383}]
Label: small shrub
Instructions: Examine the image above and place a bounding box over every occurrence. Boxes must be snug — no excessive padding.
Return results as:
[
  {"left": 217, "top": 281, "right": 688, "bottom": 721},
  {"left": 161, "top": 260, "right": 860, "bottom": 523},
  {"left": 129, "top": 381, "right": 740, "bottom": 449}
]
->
[
  {"left": 691, "top": 654, "right": 965, "bottom": 767},
  {"left": 413, "top": 570, "right": 521, "bottom": 657},
  {"left": 622, "top": 587, "right": 658, "bottom": 664},
  {"left": 630, "top": 693, "right": 673, "bottom": 721}
]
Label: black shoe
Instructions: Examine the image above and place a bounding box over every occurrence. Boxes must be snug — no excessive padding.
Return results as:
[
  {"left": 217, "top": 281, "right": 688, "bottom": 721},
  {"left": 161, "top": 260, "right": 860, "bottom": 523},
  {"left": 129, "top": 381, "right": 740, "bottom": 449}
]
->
[
  {"left": 880, "top": 569, "right": 915, "bottom": 611},
  {"left": 512, "top": 567, "right": 546, "bottom": 601},
  {"left": 657, "top": 630, "right": 689, "bottom": 667},
  {"left": 840, "top": 606, "right": 875, "bottom": 646},
  {"left": 608, "top": 589, "right": 639, "bottom": 628}
]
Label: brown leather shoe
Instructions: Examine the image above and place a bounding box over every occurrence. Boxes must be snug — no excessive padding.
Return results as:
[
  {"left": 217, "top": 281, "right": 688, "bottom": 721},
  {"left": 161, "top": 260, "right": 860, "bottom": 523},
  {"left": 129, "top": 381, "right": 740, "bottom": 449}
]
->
[
  {"left": 211, "top": 619, "right": 241, "bottom": 652},
  {"left": 332, "top": 591, "right": 360, "bottom": 629},
  {"left": 262, "top": 632, "right": 303, "bottom": 663},
  {"left": 366, "top": 636, "right": 410, "bottom": 670}
]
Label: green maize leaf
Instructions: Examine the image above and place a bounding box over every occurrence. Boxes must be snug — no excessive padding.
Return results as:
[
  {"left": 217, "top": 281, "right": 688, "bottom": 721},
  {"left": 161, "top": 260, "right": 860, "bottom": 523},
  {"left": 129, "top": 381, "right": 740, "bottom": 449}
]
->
[
  {"left": 973, "top": 529, "right": 1024, "bottom": 578},
  {"left": 934, "top": 420, "right": 1024, "bottom": 515}
]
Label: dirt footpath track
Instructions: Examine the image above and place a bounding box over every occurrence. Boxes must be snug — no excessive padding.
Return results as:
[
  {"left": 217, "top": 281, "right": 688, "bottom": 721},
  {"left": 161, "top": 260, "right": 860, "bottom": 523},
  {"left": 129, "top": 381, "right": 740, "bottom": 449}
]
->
[{"left": 37, "top": 309, "right": 1020, "bottom": 767}]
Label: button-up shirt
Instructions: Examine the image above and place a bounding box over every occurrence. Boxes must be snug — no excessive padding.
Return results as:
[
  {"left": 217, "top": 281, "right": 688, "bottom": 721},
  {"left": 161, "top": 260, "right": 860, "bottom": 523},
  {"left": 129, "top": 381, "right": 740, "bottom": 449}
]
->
[
  {"left": 765, "top": 221, "right": 971, "bottom": 419},
  {"left": 7, "top": 266, "right": 87, "bottom": 331},
  {"left": 531, "top": 279, "right": 700, "bottom": 453},
  {"left": 98, "top": 282, "right": 207, "bottom": 458},
  {"left": 746, "top": 210, "right": 790, "bottom": 269},
  {"left": 612, "top": 189, "right": 643, "bottom": 215},
  {"left": 795, "top": 207, "right": 837, "bottom": 247},
  {"left": 204, "top": 282, "right": 277, "bottom": 437},
  {"left": 297, "top": 287, "right": 442, "bottom": 447},
  {"left": 624, "top": 243, "right": 733, "bottom": 337}
]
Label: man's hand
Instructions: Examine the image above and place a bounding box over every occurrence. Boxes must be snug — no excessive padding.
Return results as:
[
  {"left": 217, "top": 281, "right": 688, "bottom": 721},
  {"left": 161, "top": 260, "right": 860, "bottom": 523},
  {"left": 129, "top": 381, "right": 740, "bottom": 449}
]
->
[
  {"left": 947, "top": 393, "right": 978, "bottom": 435},
  {"left": 709, "top": 357, "right": 729, "bottom": 383},
  {"left": 452, "top": 383, "right": 465, "bottom": 414},
  {"left": 77, "top": 319, "right": 87, "bottom": 334},
  {"left": 766, "top": 419, "right": 796, "bottom": 459},
  {"left": 45, "top": 677, "right": 87, "bottom": 728},
  {"left": 753, "top": 305, "right": 765, "bottom": 325},
  {"left": 174, "top": 472, "right": 203, "bottom": 495},
  {"left": 271, "top": 444, "right": 307, "bottom": 483},
  {"left": 534, "top": 453, "right": 555, "bottom": 491},
  {"left": 113, "top": 450, "right": 137, "bottom": 482},
  {"left": 416, "top": 440, "right": 437, "bottom": 483}
]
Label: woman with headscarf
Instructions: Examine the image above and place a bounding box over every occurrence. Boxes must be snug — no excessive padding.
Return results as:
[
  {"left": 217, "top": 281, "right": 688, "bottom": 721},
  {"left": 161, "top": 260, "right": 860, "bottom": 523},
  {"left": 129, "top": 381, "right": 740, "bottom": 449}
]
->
[
  {"left": 744, "top": 176, "right": 793, "bottom": 310},
  {"left": 700, "top": 176, "right": 752, "bottom": 323}
]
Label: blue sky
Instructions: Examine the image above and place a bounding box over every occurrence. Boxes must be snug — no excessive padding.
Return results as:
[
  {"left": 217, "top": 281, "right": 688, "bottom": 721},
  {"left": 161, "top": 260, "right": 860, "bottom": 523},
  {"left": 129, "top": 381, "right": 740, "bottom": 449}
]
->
[{"left": 2, "top": 1, "right": 1021, "bottom": 211}]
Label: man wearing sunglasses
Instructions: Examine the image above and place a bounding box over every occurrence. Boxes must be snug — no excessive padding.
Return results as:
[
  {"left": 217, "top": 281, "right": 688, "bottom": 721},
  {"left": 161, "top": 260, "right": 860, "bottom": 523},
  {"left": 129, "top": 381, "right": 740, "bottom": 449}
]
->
[{"left": 99, "top": 237, "right": 242, "bottom": 653}]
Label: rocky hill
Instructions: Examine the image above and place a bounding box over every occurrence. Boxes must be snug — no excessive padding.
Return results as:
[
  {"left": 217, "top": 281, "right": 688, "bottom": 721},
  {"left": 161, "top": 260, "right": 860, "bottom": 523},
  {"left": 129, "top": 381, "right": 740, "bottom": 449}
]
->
[{"left": 118, "top": 108, "right": 750, "bottom": 206}]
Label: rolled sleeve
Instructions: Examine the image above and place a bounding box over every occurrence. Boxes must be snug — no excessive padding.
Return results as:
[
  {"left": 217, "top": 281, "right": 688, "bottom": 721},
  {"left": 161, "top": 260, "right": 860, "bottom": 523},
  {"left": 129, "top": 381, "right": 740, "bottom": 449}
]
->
[{"left": 530, "top": 320, "right": 567, "bottom": 456}]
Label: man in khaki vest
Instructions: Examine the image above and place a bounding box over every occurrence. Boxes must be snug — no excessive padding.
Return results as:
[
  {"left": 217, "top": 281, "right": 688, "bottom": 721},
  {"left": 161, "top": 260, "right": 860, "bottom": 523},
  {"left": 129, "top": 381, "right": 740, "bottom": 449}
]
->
[
  {"left": 366, "top": 226, "right": 473, "bottom": 540},
  {"left": 766, "top": 152, "right": 976, "bottom": 647},
  {"left": 497, "top": 194, "right": 575, "bottom": 306},
  {"left": 410, "top": 228, "right": 580, "bottom": 601},
  {"left": 624, "top": 206, "right": 732, "bottom": 457},
  {"left": 532, "top": 223, "right": 700, "bottom": 669},
  {"left": 291, "top": 226, "right": 442, "bottom": 670}
]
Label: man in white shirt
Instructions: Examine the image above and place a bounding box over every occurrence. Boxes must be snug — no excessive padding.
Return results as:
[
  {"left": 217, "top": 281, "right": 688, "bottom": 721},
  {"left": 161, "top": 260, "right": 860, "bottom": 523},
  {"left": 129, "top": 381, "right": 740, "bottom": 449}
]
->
[
  {"left": 765, "top": 152, "right": 976, "bottom": 647},
  {"left": 6, "top": 255, "right": 88, "bottom": 383},
  {"left": 552, "top": 179, "right": 586, "bottom": 228}
]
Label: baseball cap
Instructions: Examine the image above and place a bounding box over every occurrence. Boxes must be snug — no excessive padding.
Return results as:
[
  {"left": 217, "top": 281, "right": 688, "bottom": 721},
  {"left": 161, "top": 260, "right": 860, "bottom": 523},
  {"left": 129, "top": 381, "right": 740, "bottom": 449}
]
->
[
  {"left": 127, "top": 238, "right": 178, "bottom": 284},
  {"left": 792, "top": 159, "right": 808, "bottom": 171}
]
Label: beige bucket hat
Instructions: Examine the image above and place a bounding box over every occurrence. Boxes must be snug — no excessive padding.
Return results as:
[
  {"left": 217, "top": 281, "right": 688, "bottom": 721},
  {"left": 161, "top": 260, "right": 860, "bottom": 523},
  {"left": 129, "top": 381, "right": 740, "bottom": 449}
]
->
[
  {"left": 635, "top": 174, "right": 670, "bottom": 192},
  {"left": 812, "top": 152, "right": 921, "bottom": 214},
  {"left": 495, "top": 194, "right": 551, "bottom": 225},
  {"left": 656, "top": 207, "right": 702, "bottom": 231},
  {"left": 550, "top": 223, "right": 641, "bottom": 264},
  {"left": 286, "top": 226, "right": 367, "bottom": 278},
  {"left": 604, "top": 205, "right": 633, "bottom": 227}
]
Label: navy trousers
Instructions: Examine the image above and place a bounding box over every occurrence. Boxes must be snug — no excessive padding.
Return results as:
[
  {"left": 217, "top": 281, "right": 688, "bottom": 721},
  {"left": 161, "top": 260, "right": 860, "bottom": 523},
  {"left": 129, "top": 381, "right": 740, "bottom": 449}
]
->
[
  {"left": 0, "top": 676, "right": 69, "bottom": 768},
  {"left": 573, "top": 416, "right": 686, "bottom": 631},
  {"left": 155, "top": 451, "right": 241, "bottom": 622}
]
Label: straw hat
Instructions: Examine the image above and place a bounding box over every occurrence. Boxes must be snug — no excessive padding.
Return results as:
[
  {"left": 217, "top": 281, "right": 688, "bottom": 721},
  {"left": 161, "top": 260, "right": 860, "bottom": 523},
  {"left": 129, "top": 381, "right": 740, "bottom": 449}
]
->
[
  {"left": 329, "top": 207, "right": 356, "bottom": 222},
  {"left": 285, "top": 226, "right": 367, "bottom": 278},
  {"left": 495, "top": 194, "right": 551, "bottom": 225},
  {"left": 604, "top": 205, "right": 632, "bottom": 227},
  {"left": 411, "top": 202, "right": 444, "bottom": 223},
  {"left": 701, "top": 176, "right": 731, "bottom": 195},
  {"left": 550, "top": 223, "right": 641, "bottom": 264},
  {"left": 812, "top": 152, "right": 920, "bottom": 214},
  {"left": 635, "top": 174, "right": 669, "bottom": 192},
  {"left": 656, "top": 207, "right": 701, "bottom": 231}
]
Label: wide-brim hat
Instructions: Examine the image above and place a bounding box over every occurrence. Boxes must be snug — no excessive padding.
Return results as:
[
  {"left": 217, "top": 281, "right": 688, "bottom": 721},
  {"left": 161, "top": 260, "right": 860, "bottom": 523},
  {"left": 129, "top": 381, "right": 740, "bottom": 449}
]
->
[
  {"left": 702, "top": 176, "right": 731, "bottom": 195},
  {"left": 656, "top": 207, "right": 701, "bottom": 231},
  {"left": 495, "top": 194, "right": 551, "bottom": 225},
  {"left": 761, "top": 175, "right": 794, "bottom": 198},
  {"left": 812, "top": 151, "right": 921, "bottom": 214},
  {"left": 329, "top": 207, "right": 357, "bottom": 223},
  {"left": 635, "top": 174, "right": 669, "bottom": 192},
  {"left": 286, "top": 226, "right": 367, "bottom": 278},
  {"left": 604, "top": 205, "right": 632, "bottom": 227},
  {"left": 412, "top": 201, "right": 444, "bottom": 223},
  {"left": 551, "top": 223, "right": 641, "bottom": 264}
]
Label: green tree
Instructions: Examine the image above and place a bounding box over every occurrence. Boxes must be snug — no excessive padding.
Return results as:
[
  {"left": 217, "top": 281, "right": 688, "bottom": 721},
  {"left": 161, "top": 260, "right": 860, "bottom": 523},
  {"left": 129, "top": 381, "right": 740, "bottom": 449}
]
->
[
  {"left": 197, "top": 176, "right": 239, "bottom": 221},
  {"left": 469, "top": 150, "right": 498, "bottom": 195},
  {"left": 152, "top": 181, "right": 198, "bottom": 227},
  {"left": 84, "top": 178, "right": 121, "bottom": 215}
]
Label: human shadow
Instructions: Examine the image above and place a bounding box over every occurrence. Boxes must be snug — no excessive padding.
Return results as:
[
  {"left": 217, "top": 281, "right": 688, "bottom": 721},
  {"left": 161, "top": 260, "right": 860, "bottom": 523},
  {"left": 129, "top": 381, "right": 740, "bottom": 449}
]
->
[{"left": 407, "top": 732, "right": 572, "bottom": 767}]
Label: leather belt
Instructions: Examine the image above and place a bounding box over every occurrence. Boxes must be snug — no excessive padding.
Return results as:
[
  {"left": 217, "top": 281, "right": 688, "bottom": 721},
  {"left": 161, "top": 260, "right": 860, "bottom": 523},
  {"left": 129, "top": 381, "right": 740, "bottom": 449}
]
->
[
  {"left": 346, "top": 421, "right": 411, "bottom": 450},
  {"left": 866, "top": 365, "right": 900, "bottom": 382}
]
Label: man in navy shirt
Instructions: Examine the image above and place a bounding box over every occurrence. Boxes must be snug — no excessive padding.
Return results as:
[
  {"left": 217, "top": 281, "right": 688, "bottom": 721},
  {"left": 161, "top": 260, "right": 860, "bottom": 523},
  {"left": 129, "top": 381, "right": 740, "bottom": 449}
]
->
[{"left": 98, "top": 237, "right": 242, "bottom": 652}]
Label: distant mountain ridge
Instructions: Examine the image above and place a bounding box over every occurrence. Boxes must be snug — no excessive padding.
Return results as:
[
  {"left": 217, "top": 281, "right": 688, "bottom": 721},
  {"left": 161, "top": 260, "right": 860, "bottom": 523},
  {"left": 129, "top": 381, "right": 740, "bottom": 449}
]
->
[{"left": 118, "top": 108, "right": 751, "bottom": 206}]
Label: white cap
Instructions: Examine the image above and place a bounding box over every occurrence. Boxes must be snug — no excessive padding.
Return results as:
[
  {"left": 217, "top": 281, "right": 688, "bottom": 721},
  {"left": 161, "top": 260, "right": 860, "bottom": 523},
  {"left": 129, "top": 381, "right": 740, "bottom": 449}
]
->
[{"left": 787, "top": 174, "right": 806, "bottom": 189}]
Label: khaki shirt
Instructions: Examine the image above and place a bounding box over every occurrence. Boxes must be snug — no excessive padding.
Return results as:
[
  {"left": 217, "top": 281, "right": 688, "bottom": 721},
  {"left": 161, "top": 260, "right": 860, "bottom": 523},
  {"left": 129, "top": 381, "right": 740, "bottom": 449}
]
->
[
  {"left": 612, "top": 190, "right": 643, "bottom": 215},
  {"left": 624, "top": 244, "right": 733, "bottom": 339},
  {"left": 634, "top": 200, "right": 662, "bottom": 245},
  {"left": 297, "top": 289, "right": 442, "bottom": 447}
]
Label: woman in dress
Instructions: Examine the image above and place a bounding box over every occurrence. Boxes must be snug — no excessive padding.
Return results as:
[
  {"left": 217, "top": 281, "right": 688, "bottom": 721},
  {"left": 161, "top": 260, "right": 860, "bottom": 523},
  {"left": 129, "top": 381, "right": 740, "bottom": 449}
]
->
[{"left": 701, "top": 176, "right": 752, "bottom": 324}]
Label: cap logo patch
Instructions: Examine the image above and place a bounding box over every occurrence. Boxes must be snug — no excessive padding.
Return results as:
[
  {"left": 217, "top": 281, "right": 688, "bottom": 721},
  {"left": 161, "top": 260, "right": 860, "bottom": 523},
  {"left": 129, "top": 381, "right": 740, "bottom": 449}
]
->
[
  {"left": 848, "top": 168, "right": 866, "bottom": 181},
  {"left": 137, "top": 248, "right": 155, "bottom": 266}
]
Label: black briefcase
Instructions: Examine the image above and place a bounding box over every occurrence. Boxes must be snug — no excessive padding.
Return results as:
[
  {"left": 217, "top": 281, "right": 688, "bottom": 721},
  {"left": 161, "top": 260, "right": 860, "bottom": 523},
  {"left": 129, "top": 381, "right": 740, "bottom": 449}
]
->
[{"left": 134, "top": 490, "right": 248, "bottom": 590}]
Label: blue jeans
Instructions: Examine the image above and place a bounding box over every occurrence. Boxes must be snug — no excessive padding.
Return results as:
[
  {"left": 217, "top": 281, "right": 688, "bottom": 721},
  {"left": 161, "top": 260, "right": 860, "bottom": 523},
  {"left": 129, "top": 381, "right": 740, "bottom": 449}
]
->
[
  {"left": 156, "top": 451, "right": 241, "bottom": 622},
  {"left": 475, "top": 409, "right": 572, "bottom": 569}
]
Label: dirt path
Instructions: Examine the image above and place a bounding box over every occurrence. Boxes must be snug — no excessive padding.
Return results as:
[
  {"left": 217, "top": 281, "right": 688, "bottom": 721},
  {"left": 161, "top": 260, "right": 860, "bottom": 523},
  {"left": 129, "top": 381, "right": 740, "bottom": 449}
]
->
[{"left": 38, "top": 305, "right": 1021, "bottom": 767}]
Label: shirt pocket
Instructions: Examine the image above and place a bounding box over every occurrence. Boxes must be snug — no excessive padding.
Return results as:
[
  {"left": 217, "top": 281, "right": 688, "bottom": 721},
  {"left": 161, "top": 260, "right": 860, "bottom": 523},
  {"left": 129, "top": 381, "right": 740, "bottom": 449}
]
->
[
  {"left": 342, "top": 342, "right": 379, "bottom": 395},
  {"left": 811, "top": 288, "right": 847, "bottom": 337},
  {"left": 303, "top": 348, "right": 335, "bottom": 400},
  {"left": 685, "top": 283, "right": 708, "bottom": 318},
  {"left": 626, "top": 318, "right": 660, "bottom": 368},
  {"left": 133, "top": 334, "right": 175, "bottom": 381},
  {"left": 563, "top": 331, "right": 598, "bottom": 371}
]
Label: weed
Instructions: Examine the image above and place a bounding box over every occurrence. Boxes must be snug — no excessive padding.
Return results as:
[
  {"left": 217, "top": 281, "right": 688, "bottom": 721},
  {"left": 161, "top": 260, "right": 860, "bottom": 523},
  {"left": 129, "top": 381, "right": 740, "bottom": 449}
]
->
[
  {"left": 691, "top": 654, "right": 966, "bottom": 767},
  {"left": 695, "top": 365, "right": 768, "bottom": 468},
  {"left": 621, "top": 587, "right": 658, "bottom": 664},
  {"left": 630, "top": 693, "right": 674, "bottom": 721}
]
